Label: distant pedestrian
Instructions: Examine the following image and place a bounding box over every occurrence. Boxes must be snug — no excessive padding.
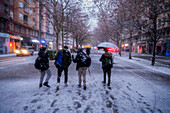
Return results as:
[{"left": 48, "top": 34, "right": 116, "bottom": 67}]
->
[
  {"left": 72, "top": 48, "right": 91, "bottom": 90},
  {"left": 86, "top": 48, "right": 91, "bottom": 56},
  {"left": 38, "top": 47, "right": 51, "bottom": 88},
  {"left": 54, "top": 46, "right": 72, "bottom": 90},
  {"left": 99, "top": 48, "right": 113, "bottom": 89}
]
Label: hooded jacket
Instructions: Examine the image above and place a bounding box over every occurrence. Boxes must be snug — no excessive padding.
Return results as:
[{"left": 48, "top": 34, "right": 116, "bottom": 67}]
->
[
  {"left": 55, "top": 49, "right": 71, "bottom": 69},
  {"left": 73, "top": 50, "right": 88, "bottom": 70},
  {"left": 100, "top": 52, "right": 113, "bottom": 69},
  {"left": 38, "top": 49, "right": 49, "bottom": 71}
]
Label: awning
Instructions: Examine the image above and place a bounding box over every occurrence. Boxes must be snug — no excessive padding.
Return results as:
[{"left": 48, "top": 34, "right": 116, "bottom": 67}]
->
[{"left": 10, "top": 35, "right": 23, "bottom": 40}]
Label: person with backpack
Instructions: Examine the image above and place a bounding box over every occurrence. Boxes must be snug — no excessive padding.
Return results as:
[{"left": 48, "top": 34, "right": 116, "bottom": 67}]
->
[
  {"left": 55, "top": 46, "right": 71, "bottom": 90},
  {"left": 99, "top": 48, "right": 113, "bottom": 89},
  {"left": 38, "top": 47, "right": 51, "bottom": 88},
  {"left": 86, "top": 48, "right": 91, "bottom": 56},
  {"left": 72, "top": 48, "right": 91, "bottom": 90}
]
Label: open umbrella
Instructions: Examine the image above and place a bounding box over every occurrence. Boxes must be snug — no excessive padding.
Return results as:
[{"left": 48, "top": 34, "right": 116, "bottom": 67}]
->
[{"left": 97, "top": 42, "right": 118, "bottom": 49}]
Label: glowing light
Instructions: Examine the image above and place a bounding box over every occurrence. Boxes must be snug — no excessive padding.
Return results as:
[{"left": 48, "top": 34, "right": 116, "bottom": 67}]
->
[
  {"left": 41, "top": 40, "right": 46, "bottom": 43},
  {"left": 9, "top": 42, "right": 13, "bottom": 47},
  {"left": 15, "top": 50, "right": 20, "bottom": 53},
  {"left": 22, "top": 50, "right": 28, "bottom": 54}
]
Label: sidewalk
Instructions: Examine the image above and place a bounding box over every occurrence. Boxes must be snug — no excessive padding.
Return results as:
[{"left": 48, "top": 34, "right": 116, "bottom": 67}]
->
[{"left": 123, "top": 51, "right": 170, "bottom": 66}]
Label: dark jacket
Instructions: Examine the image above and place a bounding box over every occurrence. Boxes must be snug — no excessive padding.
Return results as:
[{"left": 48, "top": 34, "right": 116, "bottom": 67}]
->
[
  {"left": 73, "top": 51, "right": 87, "bottom": 70},
  {"left": 100, "top": 52, "right": 113, "bottom": 69},
  {"left": 55, "top": 49, "right": 71, "bottom": 69},
  {"left": 86, "top": 48, "right": 91, "bottom": 56},
  {"left": 38, "top": 49, "right": 49, "bottom": 71}
]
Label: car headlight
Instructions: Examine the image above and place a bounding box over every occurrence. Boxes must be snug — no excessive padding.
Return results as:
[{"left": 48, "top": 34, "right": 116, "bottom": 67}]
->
[
  {"left": 15, "top": 50, "right": 20, "bottom": 54},
  {"left": 22, "top": 50, "right": 28, "bottom": 54}
]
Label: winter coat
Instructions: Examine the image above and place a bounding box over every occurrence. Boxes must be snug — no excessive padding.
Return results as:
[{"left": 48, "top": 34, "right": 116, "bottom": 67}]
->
[
  {"left": 100, "top": 52, "right": 113, "bottom": 70},
  {"left": 86, "top": 48, "right": 91, "bottom": 56},
  {"left": 73, "top": 51, "right": 88, "bottom": 70},
  {"left": 38, "top": 50, "right": 49, "bottom": 71},
  {"left": 55, "top": 49, "right": 71, "bottom": 69}
]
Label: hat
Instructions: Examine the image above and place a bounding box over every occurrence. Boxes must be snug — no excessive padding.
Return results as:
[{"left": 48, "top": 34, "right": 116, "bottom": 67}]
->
[
  {"left": 77, "top": 48, "right": 83, "bottom": 53},
  {"left": 64, "top": 46, "right": 68, "bottom": 49}
]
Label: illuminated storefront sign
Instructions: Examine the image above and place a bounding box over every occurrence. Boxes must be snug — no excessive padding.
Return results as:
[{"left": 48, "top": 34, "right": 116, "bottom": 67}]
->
[{"left": 10, "top": 35, "right": 23, "bottom": 40}]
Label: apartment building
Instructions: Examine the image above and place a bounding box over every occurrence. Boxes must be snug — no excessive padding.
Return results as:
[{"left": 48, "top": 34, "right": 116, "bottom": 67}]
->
[
  {"left": 0, "top": 0, "right": 55, "bottom": 54},
  {"left": 122, "top": 0, "right": 170, "bottom": 56}
]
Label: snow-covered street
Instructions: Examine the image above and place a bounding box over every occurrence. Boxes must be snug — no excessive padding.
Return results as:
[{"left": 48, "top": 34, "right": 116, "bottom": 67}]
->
[{"left": 0, "top": 51, "right": 170, "bottom": 113}]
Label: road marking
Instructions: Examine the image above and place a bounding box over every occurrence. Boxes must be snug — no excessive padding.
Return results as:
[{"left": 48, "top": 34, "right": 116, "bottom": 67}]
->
[{"left": 117, "top": 63, "right": 162, "bottom": 89}]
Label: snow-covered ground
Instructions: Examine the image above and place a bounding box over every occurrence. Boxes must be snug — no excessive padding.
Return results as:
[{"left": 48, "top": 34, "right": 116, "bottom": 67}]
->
[
  {"left": 0, "top": 50, "right": 170, "bottom": 113},
  {"left": 96, "top": 50, "right": 170, "bottom": 76}
]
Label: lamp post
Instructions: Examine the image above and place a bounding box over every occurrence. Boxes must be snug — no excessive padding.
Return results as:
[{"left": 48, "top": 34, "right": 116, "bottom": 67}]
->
[{"left": 39, "top": 0, "right": 42, "bottom": 48}]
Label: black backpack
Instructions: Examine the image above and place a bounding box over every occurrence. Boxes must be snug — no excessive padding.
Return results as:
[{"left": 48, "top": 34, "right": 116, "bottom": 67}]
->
[
  {"left": 80, "top": 52, "right": 91, "bottom": 67},
  {"left": 34, "top": 57, "right": 48, "bottom": 71}
]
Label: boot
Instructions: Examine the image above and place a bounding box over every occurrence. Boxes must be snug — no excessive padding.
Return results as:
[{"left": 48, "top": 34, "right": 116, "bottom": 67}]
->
[
  {"left": 39, "top": 84, "right": 42, "bottom": 88},
  {"left": 56, "top": 86, "right": 59, "bottom": 90},
  {"left": 83, "top": 85, "right": 86, "bottom": 90},
  {"left": 43, "top": 82, "right": 50, "bottom": 88}
]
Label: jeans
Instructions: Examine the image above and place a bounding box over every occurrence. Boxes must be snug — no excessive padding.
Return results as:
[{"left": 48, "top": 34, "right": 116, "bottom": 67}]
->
[
  {"left": 57, "top": 68, "right": 68, "bottom": 84},
  {"left": 103, "top": 69, "right": 111, "bottom": 86},
  {"left": 78, "top": 67, "right": 87, "bottom": 86},
  {"left": 40, "top": 69, "right": 51, "bottom": 84}
]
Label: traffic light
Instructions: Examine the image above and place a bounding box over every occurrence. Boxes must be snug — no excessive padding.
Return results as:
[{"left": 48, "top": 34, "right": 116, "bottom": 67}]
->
[{"left": 9, "top": 42, "right": 13, "bottom": 47}]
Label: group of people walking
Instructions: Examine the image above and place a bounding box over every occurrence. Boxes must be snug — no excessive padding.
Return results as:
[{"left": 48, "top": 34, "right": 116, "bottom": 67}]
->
[{"left": 36, "top": 46, "right": 113, "bottom": 91}]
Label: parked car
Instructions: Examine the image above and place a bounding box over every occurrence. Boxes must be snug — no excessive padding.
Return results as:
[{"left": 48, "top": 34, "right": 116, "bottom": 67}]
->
[{"left": 15, "top": 46, "right": 34, "bottom": 56}]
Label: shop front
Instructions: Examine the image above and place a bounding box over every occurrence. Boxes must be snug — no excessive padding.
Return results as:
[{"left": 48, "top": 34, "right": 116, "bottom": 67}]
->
[
  {"left": 137, "top": 41, "right": 146, "bottom": 54},
  {"left": 166, "top": 40, "right": 170, "bottom": 56},
  {"left": 0, "top": 32, "right": 23, "bottom": 54},
  {"left": 9, "top": 35, "right": 23, "bottom": 53},
  {"left": 0, "top": 32, "right": 10, "bottom": 54},
  {"left": 31, "top": 38, "right": 40, "bottom": 51}
]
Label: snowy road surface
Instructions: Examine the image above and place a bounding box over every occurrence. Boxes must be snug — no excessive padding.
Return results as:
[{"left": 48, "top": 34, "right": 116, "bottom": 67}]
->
[{"left": 0, "top": 52, "right": 170, "bottom": 113}]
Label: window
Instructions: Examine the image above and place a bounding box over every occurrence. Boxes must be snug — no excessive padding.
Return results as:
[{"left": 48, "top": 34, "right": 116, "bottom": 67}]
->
[
  {"left": 10, "top": 11, "right": 13, "bottom": 19},
  {"left": 4, "top": 4, "right": 9, "bottom": 15},
  {"left": 30, "top": 0, "right": 32, "bottom": 3},
  {"left": 0, "top": 23, "right": 5, "bottom": 33},
  {"left": 33, "top": 12, "right": 35, "bottom": 18},
  {"left": 26, "top": 28, "right": 29, "bottom": 34},
  {"left": 10, "top": 24, "right": 13, "bottom": 31},
  {"left": 33, "top": 30, "right": 35, "bottom": 36},
  {"left": 33, "top": 3, "right": 35, "bottom": 8},
  {"left": 36, "top": 31, "right": 38, "bottom": 36},
  {"left": 19, "top": 13, "right": 23, "bottom": 20},
  {"left": 19, "top": 2, "right": 23, "bottom": 8},
  {"left": 33, "top": 21, "right": 35, "bottom": 26},
  {"left": 30, "top": 30, "right": 32, "bottom": 35},
  {"left": 30, "top": 18, "right": 32, "bottom": 24},
  {"left": 24, "top": 14, "right": 28, "bottom": 23},
  {"left": 10, "top": 0, "right": 13, "bottom": 4},
  {"left": 30, "top": 9, "right": 32, "bottom": 14},
  {"left": 24, "top": 2, "right": 28, "bottom": 12},
  {"left": 15, "top": 25, "right": 19, "bottom": 32},
  {"left": 21, "top": 26, "right": 24, "bottom": 33}
]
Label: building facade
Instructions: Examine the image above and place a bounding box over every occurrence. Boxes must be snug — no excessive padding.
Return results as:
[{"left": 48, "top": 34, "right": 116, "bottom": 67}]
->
[
  {"left": 122, "top": 0, "right": 170, "bottom": 56},
  {"left": 0, "top": 0, "right": 55, "bottom": 54}
]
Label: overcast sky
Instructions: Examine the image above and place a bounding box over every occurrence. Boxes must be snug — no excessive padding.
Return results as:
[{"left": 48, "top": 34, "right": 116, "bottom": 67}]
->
[{"left": 82, "top": 0, "right": 98, "bottom": 31}]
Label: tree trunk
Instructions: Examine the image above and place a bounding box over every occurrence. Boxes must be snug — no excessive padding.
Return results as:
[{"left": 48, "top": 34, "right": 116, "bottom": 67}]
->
[
  {"left": 152, "top": 0, "right": 157, "bottom": 66},
  {"left": 117, "top": 40, "right": 121, "bottom": 56},
  {"left": 129, "top": 31, "right": 132, "bottom": 59},
  {"left": 151, "top": 40, "right": 156, "bottom": 65},
  {"left": 62, "top": 25, "right": 64, "bottom": 48},
  {"left": 56, "top": 30, "right": 59, "bottom": 54}
]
